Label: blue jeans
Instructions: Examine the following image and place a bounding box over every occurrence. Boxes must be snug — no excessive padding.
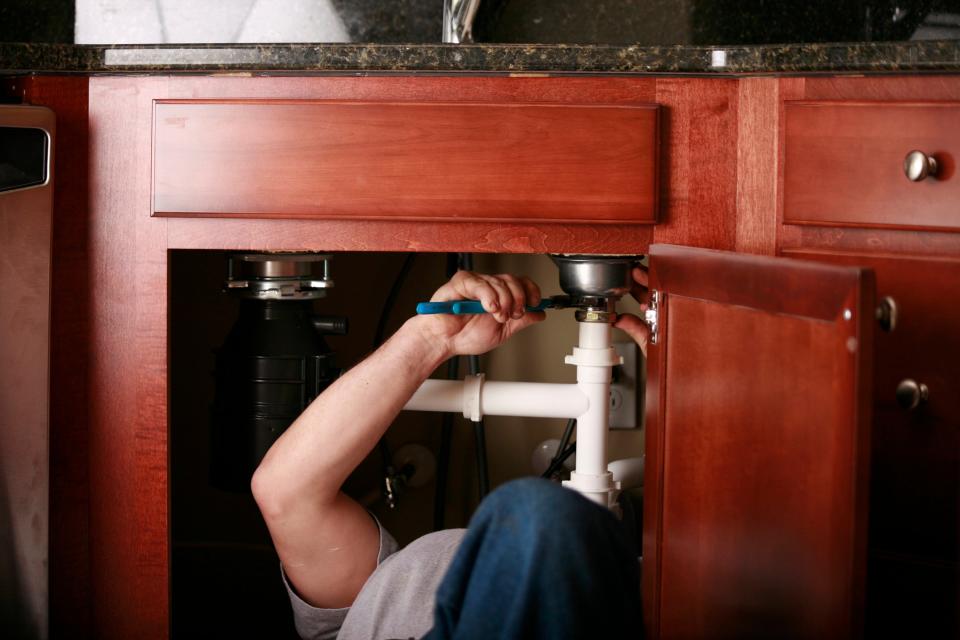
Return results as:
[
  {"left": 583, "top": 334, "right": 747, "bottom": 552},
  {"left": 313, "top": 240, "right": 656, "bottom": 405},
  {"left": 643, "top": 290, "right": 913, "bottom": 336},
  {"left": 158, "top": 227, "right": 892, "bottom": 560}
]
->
[{"left": 424, "top": 478, "right": 642, "bottom": 640}]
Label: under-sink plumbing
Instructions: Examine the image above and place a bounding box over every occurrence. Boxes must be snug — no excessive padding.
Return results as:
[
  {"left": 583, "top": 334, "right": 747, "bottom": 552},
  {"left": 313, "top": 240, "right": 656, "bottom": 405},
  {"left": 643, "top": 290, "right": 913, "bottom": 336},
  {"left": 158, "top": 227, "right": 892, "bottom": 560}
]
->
[{"left": 403, "top": 255, "right": 645, "bottom": 511}]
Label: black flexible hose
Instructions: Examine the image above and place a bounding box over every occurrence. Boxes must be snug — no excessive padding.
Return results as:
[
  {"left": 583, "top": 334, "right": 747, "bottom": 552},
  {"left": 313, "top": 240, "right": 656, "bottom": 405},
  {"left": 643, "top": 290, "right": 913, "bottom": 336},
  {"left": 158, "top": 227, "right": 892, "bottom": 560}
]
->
[
  {"left": 373, "top": 253, "right": 417, "bottom": 348},
  {"left": 468, "top": 355, "right": 490, "bottom": 500},
  {"left": 541, "top": 441, "right": 576, "bottom": 480},
  {"left": 459, "top": 253, "right": 491, "bottom": 501},
  {"left": 433, "top": 253, "right": 463, "bottom": 530},
  {"left": 433, "top": 357, "right": 459, "bottom": 530},
  {"left": 552, "top": 418, "right": 576, "bottom": 469}
]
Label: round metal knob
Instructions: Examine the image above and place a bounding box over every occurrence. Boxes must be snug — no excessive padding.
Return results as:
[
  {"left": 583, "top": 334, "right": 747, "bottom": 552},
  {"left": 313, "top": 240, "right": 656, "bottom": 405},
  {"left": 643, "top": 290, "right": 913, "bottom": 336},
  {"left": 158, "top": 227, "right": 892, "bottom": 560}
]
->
[
  {"left": 896, "top": 379, "right": 929, "bottom": 411},
  {"left": 904, "top": 150, "right": 938, "bottom": 181},
  {"left": 875, "top": 296, "right": 898, "bottom": 332}
]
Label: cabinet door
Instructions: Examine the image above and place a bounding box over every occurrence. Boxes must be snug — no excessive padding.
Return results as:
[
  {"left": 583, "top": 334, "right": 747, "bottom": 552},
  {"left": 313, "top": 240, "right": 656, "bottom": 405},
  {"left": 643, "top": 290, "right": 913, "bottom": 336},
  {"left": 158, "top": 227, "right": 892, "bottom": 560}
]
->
[{"left": 642, "top": 244, "right": 875, "bottom": 639}]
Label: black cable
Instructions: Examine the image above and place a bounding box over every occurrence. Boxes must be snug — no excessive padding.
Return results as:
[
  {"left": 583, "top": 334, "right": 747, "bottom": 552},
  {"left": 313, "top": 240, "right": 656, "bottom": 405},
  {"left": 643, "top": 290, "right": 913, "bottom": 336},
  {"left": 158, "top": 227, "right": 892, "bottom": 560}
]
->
[
  {"left": 459, "top": 253, "right": 491, "bottom": 501},
  {"left": 541, "top": 441, "right": 576, "bottom": 480},
  {"left": 468, "top": 354, "right": 490, "bottom": 500},
  {"left": 434, "top": 253, "right": 462, "bottom": 530},
  {"left": 373, "top": 254, "right": 417, "bottom": 489},
  {"left": 553, "top": 418, "right": 576, "bottom": 469},
  {"left": 433, "top": 356, "right": 459, "bottom": 530},
  {"left": 373, "top": 253, "right": 417, "bottom": 349}
]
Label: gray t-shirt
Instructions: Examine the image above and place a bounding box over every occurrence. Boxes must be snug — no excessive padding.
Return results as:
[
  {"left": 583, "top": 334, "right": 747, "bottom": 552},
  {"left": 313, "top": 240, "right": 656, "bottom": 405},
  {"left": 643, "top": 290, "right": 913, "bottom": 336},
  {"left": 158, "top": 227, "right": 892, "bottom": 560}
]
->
[{"left": 283, "top": 519, "right": 466, "bottom": 640}]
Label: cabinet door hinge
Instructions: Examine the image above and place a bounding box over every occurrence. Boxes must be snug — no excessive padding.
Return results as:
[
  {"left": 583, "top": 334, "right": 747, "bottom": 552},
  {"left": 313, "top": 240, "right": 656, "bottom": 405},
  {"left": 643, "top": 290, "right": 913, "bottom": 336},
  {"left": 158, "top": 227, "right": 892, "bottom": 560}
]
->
[{"left": 644, "top": 289, "right": 660, "bottom": 345}]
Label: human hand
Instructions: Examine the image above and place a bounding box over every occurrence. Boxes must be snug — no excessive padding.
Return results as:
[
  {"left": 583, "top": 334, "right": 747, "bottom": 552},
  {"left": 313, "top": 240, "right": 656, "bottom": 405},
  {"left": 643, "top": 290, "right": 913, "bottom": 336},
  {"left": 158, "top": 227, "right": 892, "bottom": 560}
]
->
[
  {"left": 613, "top": 266, "right": 651, "bottom": 357},
  {"left": 416, "top": 271, "right": 546, "bottom": 358}
]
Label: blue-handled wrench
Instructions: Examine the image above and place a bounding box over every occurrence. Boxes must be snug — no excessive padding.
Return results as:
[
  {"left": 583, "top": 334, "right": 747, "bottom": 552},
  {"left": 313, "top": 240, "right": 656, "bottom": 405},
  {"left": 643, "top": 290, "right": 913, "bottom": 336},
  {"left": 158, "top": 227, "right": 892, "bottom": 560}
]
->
[{"left": 416, "top": 295, "right": 570, "bottom": 315}]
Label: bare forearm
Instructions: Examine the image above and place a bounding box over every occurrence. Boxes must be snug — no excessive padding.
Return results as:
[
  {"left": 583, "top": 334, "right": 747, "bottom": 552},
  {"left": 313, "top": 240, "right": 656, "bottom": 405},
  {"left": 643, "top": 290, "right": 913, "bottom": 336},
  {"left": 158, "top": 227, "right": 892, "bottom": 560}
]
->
[
  {"left": 254, "top": 315, "right": 448, "bottom": 508},
  {"left": 251, "top": 271, "right": 544, "bottom": 608}
]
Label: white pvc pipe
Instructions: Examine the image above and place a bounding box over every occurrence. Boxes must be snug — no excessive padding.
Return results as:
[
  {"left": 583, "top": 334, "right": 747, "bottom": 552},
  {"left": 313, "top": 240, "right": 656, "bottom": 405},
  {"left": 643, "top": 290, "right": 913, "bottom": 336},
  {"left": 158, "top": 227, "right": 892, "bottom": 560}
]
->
[
  {"left": 480, "top": 382, "right": 586, "bottom": 419},
  {"left": 579, "top": 320, "right": 611, "bottom": 349},
  {"left": 403, "top": 315, "right": 624, "bottom": 511},
  {"left": 608, "top": 457, "right": 644, "bottom": 491},
  {"left": 563, "top": 321, "right": 621, "bottom": 508},
  {"left": 404, "top": 378, "right": 587, "bottom": 420},
  {"left": 575, "top": 381, "right": 610, "bottom": 476},
  {"left": 405, "top": 379, "right": 463, "bottom": 413}
]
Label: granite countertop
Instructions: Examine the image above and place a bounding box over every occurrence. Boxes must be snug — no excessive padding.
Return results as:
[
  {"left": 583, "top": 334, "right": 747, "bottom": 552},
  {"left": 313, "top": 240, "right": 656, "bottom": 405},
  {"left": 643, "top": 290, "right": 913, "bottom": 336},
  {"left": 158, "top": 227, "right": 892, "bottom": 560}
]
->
[{"left": 1, "top": 40, "right": 959, "bottom": 75}]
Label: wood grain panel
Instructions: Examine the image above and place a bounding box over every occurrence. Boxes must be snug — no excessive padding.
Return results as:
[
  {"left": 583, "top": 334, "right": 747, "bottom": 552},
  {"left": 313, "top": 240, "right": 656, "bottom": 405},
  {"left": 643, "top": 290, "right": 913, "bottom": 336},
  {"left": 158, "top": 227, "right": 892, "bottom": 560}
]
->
[
  {"left": 783, "top": 249, "right": 960, "bottom": 636},
  {"left": 653, "top": 79, "right": 739, "bottom": 250},
  {"left": 779, "top": 223, "right": 960, "bottom": 258},
  {"left": 802, "top": 75, "right": 960, "bottom": 102},
  {"left": 17, "top": 75, "right": 94, "bottom": 639},
  {"left": 88, "top": 76, "right": 170, "bottom": 640},
  {"left": 166, "top": 217, "right": 653, "bottom": 253},
  {"left": 783, "top": 101, "right": 960, "bottom": 231},
  {"left": 153, "top": 100, "right": 659, "bottom": 223},
  {"left": 735, "top": 77, "right": 779, "bottom": 255},
  {"left": 644, "top": 244, "right": 874, "bottom": 640},
  {"left": 152, "top": 75, "right": 660, "bottom": 105}
]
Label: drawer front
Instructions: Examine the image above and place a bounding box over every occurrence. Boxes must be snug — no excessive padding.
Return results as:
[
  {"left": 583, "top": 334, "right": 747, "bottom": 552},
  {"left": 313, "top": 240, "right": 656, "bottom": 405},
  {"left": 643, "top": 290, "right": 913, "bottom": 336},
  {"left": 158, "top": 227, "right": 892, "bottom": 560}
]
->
[
  {"left": 152, "top": 100, "right": 659, "bottom": 224},
  {"left": 784, "top": 102, "right": 960, "bottom": 231},
  {"left": 784, "top": 250, "right": 960, "bottom": 563}
]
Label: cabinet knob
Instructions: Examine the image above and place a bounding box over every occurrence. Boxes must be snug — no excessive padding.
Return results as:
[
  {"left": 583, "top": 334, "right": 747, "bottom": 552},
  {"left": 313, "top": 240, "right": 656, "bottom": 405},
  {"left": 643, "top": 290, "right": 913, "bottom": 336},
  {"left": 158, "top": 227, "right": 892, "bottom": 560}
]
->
[
  {"left": 895, "top": 379, "right": 929, "bottom": 411},
  {"left": 903, "top": 150, "right": 938, "bottom": 182},
  {"left": 875, "top": 296, "right": 898, "bottom": 332}
]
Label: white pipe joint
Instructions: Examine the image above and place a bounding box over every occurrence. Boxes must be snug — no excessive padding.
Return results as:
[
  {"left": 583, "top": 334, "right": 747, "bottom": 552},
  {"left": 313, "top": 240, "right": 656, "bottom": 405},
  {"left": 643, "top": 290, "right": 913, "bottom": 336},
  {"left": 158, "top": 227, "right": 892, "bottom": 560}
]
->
[
  {"left": 404, "top": 376, "right": 587, "bottom": 421},
  {"left": 403, "top": 316, "right": 631, "bottom": 513},
  {"left": 562, "top": 321, "right": 624, "bottom": 510},
  {"left": 608, "top": 456, "right": 644, "bottom": 491}
]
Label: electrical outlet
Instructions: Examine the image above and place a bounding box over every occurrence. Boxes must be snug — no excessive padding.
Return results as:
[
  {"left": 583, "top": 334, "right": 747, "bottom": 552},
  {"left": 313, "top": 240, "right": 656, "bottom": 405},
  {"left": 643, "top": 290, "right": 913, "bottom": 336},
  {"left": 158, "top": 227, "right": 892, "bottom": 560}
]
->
[{"left": 610, "top": 341, "right": 638, "bottom": 429}]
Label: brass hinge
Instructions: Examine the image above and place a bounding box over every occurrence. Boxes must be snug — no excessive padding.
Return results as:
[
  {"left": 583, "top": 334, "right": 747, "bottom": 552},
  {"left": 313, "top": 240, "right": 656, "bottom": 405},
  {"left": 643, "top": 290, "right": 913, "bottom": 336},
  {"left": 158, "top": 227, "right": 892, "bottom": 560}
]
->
[{"left": 644, "top": 289, "right": 660, "bottom": 345}]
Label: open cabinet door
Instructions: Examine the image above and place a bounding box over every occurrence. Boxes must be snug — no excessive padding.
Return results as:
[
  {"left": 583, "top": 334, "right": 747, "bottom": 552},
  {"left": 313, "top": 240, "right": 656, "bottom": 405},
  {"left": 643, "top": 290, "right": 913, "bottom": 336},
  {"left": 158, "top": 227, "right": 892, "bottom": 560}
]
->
[{"left": 642, "top": 244, "right": 875, "bottom": 640}]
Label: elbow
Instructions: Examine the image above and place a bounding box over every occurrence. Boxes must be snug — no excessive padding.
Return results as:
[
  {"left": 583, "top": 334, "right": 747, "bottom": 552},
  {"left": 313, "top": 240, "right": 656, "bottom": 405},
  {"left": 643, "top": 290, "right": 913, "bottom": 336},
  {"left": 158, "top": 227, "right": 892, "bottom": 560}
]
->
[{"left": 251, "top": 457, "right": 289, "bottom": 525}]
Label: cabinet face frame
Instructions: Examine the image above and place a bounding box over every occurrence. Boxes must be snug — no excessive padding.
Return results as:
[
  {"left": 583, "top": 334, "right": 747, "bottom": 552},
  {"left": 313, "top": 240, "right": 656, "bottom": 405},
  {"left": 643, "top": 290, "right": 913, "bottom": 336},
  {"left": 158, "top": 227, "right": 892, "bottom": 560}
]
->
[
  {"left": 27, "top": 71, "right": 745, "bottom": 639},
  {"left": 642, "top": 244, "right": 875, "bottom": 640},
  {"left": 72, "top": 74, "right": 674, "bottom": 640}
]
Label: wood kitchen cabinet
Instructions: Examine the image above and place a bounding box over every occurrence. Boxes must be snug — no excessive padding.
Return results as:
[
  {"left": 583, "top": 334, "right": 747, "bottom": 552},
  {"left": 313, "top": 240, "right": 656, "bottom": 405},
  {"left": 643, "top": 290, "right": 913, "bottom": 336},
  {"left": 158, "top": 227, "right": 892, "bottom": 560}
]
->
[
  {"left": 642, "top": 244, "right": 875, "bottom": 639},
  {"left": 8, "top": 72, "right": 958, "bottom": 639}
]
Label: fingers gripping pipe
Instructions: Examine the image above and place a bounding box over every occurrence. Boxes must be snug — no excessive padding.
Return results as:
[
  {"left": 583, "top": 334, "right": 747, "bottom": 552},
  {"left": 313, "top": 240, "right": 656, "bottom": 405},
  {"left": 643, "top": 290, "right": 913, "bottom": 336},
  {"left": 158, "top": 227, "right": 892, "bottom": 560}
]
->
[{"left": 403, "top": 320, "right": 625, "bottom": 510}]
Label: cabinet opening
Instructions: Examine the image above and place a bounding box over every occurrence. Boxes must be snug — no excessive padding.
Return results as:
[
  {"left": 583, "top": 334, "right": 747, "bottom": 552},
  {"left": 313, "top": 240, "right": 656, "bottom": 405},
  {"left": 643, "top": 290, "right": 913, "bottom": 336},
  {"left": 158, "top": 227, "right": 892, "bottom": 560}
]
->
[{"left": 168, "top": 250, "right": 645, "bottom": 637}]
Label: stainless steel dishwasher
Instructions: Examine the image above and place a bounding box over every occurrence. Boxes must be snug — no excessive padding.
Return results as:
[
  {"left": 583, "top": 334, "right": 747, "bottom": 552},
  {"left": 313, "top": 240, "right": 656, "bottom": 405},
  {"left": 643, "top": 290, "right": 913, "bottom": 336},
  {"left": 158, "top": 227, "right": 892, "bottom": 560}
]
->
[{"left": 0, "top": 104, "right": 55, "bottom": 640}]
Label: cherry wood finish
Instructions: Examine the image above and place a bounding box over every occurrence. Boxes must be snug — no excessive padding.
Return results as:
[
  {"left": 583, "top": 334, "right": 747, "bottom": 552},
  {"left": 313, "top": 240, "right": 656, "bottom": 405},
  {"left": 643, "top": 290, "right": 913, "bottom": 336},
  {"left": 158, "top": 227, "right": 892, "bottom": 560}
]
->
[
  {"left": 784, "top": 248, "right": 960, "bottom": 637},
  {"left": 644, "top": 244, "right": 874, "bottom": 640},
  {"left": 801, "top": 75, "right": 960, "bottom": 101},
  {"left": 153, "top": 100, "right": 659, "bottom": 224},
  {"left": 734, "top": 78, "right": 780, "bottom": 255},
  {"left": 85, "top": 77, "right": 171, "bottom": 639},
  {"left": 45, "top": 73, "right": 740, "bottom": 639},
  {"left": 15, "top": 71, "right": 960, "bottom": 639},
  {"left": 165, "top": 216, "right": 655, "bottom": 254},
  {"left": 783, "top": 101, "right": 960, "bottom": 231},
  {"left": 652, "top": 79, "right": 739, "bottom": 250},
  {"left": 777, "top": 76, "right": 960, "bottom": 638}
]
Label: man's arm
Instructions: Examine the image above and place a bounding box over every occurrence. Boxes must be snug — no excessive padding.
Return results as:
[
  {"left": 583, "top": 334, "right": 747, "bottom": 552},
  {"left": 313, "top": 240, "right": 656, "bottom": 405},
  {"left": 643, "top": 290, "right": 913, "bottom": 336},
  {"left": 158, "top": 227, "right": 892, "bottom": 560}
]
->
[{"left": 251, "top": 271, "right": 544, "bottom": 609}]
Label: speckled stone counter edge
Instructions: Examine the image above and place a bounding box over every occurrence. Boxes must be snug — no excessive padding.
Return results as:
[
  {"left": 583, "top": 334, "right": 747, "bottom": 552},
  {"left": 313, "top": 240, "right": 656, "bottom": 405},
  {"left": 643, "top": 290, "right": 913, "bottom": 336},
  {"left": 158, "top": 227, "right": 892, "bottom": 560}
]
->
[{"left": 1, "top": 41, "right": 959, "bottom": 75}]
